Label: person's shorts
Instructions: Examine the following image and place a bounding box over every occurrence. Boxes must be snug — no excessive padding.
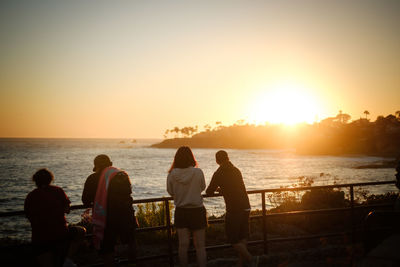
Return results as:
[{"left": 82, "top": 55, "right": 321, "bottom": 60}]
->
[
  {"left": 225, "top": 210, "right": 250, "bottom": 244},
  {"left": 174, "top": 206, "right": 207, "bottom": 230}
]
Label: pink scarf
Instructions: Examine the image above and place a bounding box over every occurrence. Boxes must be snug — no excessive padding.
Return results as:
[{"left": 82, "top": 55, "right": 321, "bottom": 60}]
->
[{"left": 92, "top": 166, "right": 125, "bottom": 249}]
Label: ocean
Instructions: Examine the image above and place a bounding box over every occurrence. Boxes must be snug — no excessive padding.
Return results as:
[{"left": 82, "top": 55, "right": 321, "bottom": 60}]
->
[{"left": 0, "top": 138, "right": 397, "bottom": 241}]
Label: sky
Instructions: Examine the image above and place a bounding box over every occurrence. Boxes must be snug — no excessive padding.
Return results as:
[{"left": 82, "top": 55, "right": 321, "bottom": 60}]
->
[{"left": 0, "top": 0, "right": 399, "bottom": 138}]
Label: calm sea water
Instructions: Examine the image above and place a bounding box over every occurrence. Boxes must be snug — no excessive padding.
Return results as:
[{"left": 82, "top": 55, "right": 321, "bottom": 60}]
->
[{"left": 0, "top": 138, "right": 397, "bottom": 240}]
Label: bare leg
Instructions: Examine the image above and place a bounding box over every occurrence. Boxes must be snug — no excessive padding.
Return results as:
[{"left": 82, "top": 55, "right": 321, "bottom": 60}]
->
[
  {"left": 192, "top": 229, "right": 207, "bottom": 267},
  {"left": 177, "top": 228, "right": 190, "bottom": 267},
  {"left": 232, "top": 239, "right": 252, "bottom": 266}
]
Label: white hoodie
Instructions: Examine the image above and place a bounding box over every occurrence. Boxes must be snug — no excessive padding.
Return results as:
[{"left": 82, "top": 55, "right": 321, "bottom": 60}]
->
[{"left": 167, "top": 167, "right": 206, "bottom": 208}]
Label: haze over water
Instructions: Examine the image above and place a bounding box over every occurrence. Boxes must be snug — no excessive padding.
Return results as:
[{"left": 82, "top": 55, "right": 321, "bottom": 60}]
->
[{"left": 0, "top": 138, "right": 396, "bottom": 240}]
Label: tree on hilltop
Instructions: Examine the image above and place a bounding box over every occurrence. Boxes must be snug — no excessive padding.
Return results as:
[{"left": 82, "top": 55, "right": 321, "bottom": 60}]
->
[
  {"left": 364, "top": 110, "right": 370, "bottom": 120},
  {"left": 336, "top": 110, "right": 351, "bottom": 124}
]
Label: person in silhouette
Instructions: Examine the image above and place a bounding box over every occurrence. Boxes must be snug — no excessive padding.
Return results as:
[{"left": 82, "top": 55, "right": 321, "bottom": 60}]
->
[
  {"left": 363, "top": 160, "right": 400, "bottom": 253},
  {"left": 206, "top": 150, "right": 258, "bottom": 267},
  {"left": 24, "top": 168, "right": 86, "bottom": 267},
  {"left": 167, "top": 146, "right": 207, "bottom": 267},
  {"left": 82, "top": 154, "right": 137, "bottom": 267}
]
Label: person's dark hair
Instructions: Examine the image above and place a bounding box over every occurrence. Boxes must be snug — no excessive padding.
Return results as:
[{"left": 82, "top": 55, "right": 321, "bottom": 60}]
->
[
  {"left": 216, "top": 150, "right": 229, "bottom": 164},
  {"left": 169, "top": 146, "right": 197, "bottom": 173},
  {"left": 32, "top": 168, "right": 54, "bottom": 187}
]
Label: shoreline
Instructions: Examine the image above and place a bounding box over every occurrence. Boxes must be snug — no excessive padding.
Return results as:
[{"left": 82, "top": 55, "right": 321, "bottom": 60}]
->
[{"left": 150, "top": 138, "right": 399, "bottom": 159}]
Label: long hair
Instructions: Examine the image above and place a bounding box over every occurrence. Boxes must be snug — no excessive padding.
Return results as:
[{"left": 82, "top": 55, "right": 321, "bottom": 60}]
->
[{"left": 168, "top": 146, "right": 197, "bottom": 173}]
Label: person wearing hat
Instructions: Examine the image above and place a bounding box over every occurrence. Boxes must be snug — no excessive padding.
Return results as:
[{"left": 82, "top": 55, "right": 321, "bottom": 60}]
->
[{"left": 82, "top": 155, "right": 137, "bottom": 267}]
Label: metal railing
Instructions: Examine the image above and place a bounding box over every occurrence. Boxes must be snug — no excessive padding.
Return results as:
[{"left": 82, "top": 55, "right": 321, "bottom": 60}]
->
[{"left": 0, "top": 180, "right": 397, "bottom": 266}]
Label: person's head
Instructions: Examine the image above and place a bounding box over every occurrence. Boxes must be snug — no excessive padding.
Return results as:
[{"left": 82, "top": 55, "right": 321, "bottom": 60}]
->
[
  {"left": 32, "top": 168, "right": 54, "bottom": 187},
  {"left": 169, "top": 146, "right": 197, "bottom": 173},
  {"left": 215, "top": 150, "right": 229, "bottom": 165},
  {"left": 93, "top": 154, "right": 112, "bottom": 173}
]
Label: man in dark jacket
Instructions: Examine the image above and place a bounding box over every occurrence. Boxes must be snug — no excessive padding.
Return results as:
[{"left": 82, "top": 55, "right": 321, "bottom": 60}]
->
[
  {"left": 206, "top": 150, "right": 258, "bottom": 267},
  {"left": 82, "top": 154, "right": 136, "bottom": 267}
]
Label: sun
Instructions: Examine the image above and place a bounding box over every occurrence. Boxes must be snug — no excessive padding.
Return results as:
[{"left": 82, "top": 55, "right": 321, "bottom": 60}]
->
[{"left": 247, "top": 83, "right": 320, "bottom": 125}]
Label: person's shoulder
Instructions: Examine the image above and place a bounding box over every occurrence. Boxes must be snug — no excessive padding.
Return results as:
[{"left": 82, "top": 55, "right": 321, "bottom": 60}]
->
[
  {"left": 87, "top": 172, "right": 100, "bottom": 180},
  {"left": 48, "top": 185, "right": 68, "bottom": 196},
  {"left": 113, "top": 170, "right": 130, "bottom": 180},
  {"left": 48, "top": 184, "right": 63, "bottom": 190},
  {"left": 232, "top": 164, "right": 241, "bottom": 173},
  {"left": 212, "top": 165, "right": 223, "bottom": 176},
  {"left": 193, "top": 167, "right": 204, "bottom": 175},
  {"left": 85, "top": 172, "right": 100, "bottom": 184},
  {"left": 227, "top": 162, "right": 240, "bottom": 172},
  {"left": 25, "top": 188, "right": 38, "bottom": 200},
  {"left": 111, "top": 170, "right": 131, "bottom": 185}
]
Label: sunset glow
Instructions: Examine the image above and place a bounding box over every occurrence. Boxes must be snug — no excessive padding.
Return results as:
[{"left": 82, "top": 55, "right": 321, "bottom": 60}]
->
[
  {"left": 247, "top": 83, "right": 321, "bottom": 125},
  {"left": 0, "top": 1, "right": 399, "bottom": 138}
]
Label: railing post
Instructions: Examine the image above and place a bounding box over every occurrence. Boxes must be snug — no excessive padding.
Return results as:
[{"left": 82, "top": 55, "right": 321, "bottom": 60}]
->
[
  {"left": 262, "top": 192, "right": 268, "bottom": 254},
  {"left": 165, "top": 199, "right": 174, "bottom": 267},
  {"left": 350, "top": 186, "right": 355, "bottom": 243}
]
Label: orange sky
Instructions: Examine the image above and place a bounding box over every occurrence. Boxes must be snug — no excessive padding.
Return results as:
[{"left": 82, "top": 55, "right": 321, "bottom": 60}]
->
[{"left": 1, "top": 1, "right": 399, "bottom": 138}]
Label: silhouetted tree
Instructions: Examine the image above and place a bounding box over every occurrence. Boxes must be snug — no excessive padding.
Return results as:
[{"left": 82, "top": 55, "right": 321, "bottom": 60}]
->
[
  {"left": 336, "top": 110, "right": 351, "bottom": 124},
  {"left": 173, "top": 127, "right": 180, "bottom": 138},
  {"left": 164, "top": 129, "right": 169, "bottom": 139},
  {"left": 364, "top": 110, "right": 370, "bottom": 120},
  {"left": 396, "top": 111, "right": 400, "bottom": 119}
]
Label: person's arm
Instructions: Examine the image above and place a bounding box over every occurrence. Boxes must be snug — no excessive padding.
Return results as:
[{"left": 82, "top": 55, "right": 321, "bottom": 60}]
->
[
  {"left": 119, "top": 172, "right": 134, "bottom": 205},
  {"left": 200, "top": 170, "right": 206, "bottom": 191},
  {"left": 205, "top": 172, "right": 220, "bottom": 196},
  {"left": 64, "top": 202, "right": 71, "bottom": 214},
  {"left": 24, "top": 194, "right": 31, "bottom": 221},
  {"left": 82, "top": 175, "right": 96, "bottom": 207},
  {"left": 166, "top": 172, "right": 174, "bottom": 196},
  {"left": 60, "top": 188, "right": 71, "bottom": 214}
]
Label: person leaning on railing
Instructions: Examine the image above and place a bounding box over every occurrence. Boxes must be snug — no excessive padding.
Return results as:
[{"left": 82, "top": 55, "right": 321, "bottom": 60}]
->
[
  {"left": 363, "top": 160, "right": 400, "bottom": 253},
  {"left": 395, "top": 160, "right": 400, "bottom": 210},
  {"left": 206, "top": 150, "right": 259, "bottom": 267},
  {"left": 82, "top": 154, "right": 137, "bottom": 267},
  {"left": 24, "top": 168, "right": 86, "bottom": 267}
]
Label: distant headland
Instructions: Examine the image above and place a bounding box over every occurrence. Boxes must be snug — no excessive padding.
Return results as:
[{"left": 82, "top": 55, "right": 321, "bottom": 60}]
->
[{"left": 152, "top": 111, "right": 400, "bottom": 158}]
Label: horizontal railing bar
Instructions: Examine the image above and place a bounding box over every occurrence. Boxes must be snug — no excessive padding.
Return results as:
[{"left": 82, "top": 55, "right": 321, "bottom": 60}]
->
[
  {"left": 136, "top": 226, "right": 167, "bottom": 232},
  {"left": 1, "top": 180, "right": 395, "bottom": 218},
  {"left": 245, "top": 180, "right": 396, "bottom": 194},
  {"left": 261, "top": 203, "right": 393, "bottom": 218}
]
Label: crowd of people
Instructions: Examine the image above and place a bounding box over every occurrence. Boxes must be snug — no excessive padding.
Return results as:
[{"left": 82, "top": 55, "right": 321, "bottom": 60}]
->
[{"left": 24, "top": 147, "right": 259, "bottom": 267}]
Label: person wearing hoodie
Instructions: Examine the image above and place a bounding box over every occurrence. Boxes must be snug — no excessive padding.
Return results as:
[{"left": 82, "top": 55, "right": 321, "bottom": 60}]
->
[{"left": 167, "top": 146, "right": 207, "bottom": 267}]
